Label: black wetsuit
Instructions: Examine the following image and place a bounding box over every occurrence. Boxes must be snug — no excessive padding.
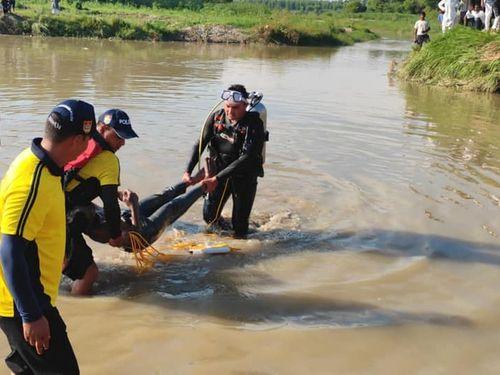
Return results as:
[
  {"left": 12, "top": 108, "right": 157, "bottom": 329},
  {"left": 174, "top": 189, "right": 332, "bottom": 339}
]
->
[{"left": 186, "top": 108, "right": 266, "bottom": 237}]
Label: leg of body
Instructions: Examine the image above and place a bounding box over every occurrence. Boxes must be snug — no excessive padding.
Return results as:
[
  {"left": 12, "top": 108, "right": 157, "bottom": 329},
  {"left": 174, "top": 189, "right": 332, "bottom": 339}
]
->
[
  {"left": 136, "top": 183, "right": 187, "bottom": 218},
  {"left": 140, "top": 186, "right": 204, "bottom": 244},
  {"left": 442, "top": 16, "right": 448, "bottom": 32},
  {"left": 492, "top": 5, "right": 500, "bottom": 30},
  {"left": 231, "top": 176, "right": 258, "bottom": 238},
  {"left": 63, "top": 215, "right": 99, "bottom": 296},
  {"left": 485, "top": 2, "right": 492, "bottom": 30},
  {"left": 70, "top": 263, "right": 98, "bottom": 296},
  {"left": 0, "top": 307, "right": 79, "bottom": 374}
]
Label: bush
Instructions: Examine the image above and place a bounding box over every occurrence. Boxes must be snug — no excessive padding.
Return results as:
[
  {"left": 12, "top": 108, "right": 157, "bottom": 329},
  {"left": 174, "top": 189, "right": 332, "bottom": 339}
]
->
[
  {"left": 399, "top": 27, "right": 500, "bottom": 93},
  {"left": 344, "top": 0, "right": 366, "bottom": 13},
  {"left": 367, "top": 0, "right": 427, "bottom": 13}
]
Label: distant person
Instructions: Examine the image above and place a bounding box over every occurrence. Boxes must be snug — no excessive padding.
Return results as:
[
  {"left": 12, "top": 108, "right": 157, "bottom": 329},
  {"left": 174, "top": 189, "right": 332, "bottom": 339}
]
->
[
  {"left": 414, "top": 11, "right": 431, "bottom": 46},
  {"left": 482, "top": 0, "right": 500, "bottom": 30},
  {"left": 0, "top": 99, "right": 95, "bottom": 374},
  {"left": 51, "top": 0, "right": 59, "bottom": 14},
  {"left": 1, "top": 0, "right": 10, "bottom": 14},
  {"left": 458, "top": 0, "right": 468, "bottom": 22},
  {"left": 439, "top": 0, "right": 460, "bottom": 32},
  {"left": 438, "top": 9, "right": 445, "bottom": 24},
  {"left": 466, "top": 4, "right": 486, "bottom": 28}
]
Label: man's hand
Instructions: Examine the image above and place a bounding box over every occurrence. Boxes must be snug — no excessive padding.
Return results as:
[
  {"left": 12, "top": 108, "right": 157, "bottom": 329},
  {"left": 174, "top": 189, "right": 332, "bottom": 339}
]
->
[
  {"left": 120, "top": 189, "right": 138, "bottom": 207},
  {"left": 182, "top": 172, "right": 192, "bottom": 185},
  {"left": 23, "top": 316, "right": 50, "bottom": 355},
  {"left": 109, "top": 236, "right": 123, "bottom": 247},
  {"left": 202, "top": 177, "right": 218, "bottom": 193}
]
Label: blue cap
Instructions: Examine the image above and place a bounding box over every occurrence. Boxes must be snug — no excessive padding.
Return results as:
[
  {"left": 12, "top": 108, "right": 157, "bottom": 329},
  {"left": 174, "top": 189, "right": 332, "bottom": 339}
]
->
[
  {"left": 98, "top": 109, "right": 138, "bottom": 139},
  {"left": 49, "top": 99, "right": 96, "bottom": 136}
]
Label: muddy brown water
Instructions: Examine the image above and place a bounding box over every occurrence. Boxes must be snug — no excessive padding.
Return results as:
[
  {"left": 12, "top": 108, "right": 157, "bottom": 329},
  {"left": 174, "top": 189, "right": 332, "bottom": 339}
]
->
[{"left": 0, "top": 35, "right": 499, "bottom": 374}]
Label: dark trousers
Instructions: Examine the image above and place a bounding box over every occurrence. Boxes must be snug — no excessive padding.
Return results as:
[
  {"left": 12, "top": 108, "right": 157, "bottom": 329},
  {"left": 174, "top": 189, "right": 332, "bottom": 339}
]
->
[
  {"left": 203, "top": 176, "right": 258, "bottom": 237},
  {"left": 0, "top": 307, "right": 79, "bottom": 375},
  {"left": 128, "top": 182, "right": 204, "bottom": 244},
  {"left": 467, "top": 17, "right": 484, "bottom": 29}
]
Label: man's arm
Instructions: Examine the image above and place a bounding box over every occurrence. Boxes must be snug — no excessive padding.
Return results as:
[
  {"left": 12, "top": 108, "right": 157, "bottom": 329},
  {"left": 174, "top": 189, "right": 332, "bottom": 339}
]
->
[
  {"left": 0, "top": 234, "right": 50, "bottom": 355},
  {"left": 120, "top": 189, "right": 140, "bottom": 227},
  {"left": 101, "top": 185, "right": 122, "bottom": 247},
  {"left": 184, "top": 112, "right": 215, "bottom": 181}
]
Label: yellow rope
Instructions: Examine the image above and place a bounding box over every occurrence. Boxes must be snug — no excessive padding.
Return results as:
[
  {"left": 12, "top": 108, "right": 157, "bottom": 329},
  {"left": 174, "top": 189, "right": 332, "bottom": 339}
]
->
[
  {"left": 128, "top": 230, "right": 238, "bottom": 273},
  {"left": 207, "top": 177, "right": 230, "bottom": 227},
  {"left": 128, "top": 231, "right": 174, "bottom": 273}
]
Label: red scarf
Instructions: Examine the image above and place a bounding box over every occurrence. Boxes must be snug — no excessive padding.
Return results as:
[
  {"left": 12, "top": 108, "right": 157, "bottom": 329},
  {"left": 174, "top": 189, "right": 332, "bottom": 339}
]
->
[{"left": 64, "top": 139, "right": 103, "bottom": 172}]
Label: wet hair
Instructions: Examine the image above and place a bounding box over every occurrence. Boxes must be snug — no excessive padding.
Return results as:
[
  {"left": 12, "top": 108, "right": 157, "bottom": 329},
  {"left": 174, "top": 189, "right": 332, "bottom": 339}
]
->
[
  {"left": 45, "top": 112, "right": 85, "bottom": 143},
  {"left": 228, "top": 84, "right": 249, "bottom": 99}
]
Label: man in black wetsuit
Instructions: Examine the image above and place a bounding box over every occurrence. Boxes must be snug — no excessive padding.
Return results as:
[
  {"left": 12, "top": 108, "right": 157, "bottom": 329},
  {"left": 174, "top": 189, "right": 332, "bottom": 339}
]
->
[{"left": 183, "top": 84, "right": 266, "bottom": 239}]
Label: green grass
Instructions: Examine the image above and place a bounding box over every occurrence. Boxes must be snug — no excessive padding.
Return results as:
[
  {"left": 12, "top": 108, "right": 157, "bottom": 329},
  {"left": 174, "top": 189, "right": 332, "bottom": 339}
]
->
[
  {"left": 398, "top": 27, "right": 500, "bottom": 93},
  {"left": 0, "top": 1, "right": 451, "bottom": 46},
  {"left": 0, "top": 3, "right": 413, "bottom": 45}
]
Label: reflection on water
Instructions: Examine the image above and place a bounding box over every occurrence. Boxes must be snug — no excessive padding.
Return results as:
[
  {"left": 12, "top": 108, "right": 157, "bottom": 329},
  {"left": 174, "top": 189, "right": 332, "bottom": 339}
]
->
[
  {"left": 404, "top": 85, "right": 500, "bottom": 183},
  {"left": 1, "top": 35, "right": 500, "bottom": 374}
]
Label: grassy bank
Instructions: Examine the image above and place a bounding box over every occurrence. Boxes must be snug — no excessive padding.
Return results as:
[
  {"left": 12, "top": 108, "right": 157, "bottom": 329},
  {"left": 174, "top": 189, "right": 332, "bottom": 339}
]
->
[
  {"left": 0, "top": 2, "right": 391, "bottom": 46},
  {"left": 398, "top": 27, "right": 500, "bottom": 93}
]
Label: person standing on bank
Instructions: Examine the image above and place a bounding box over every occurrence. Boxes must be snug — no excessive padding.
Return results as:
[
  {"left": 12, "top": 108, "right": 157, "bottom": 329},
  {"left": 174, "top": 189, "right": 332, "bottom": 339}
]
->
[
  {"left": 0, "top": 99, "right": 95, "bottom": 374},
  {"left": 63, "top": 109, "right": 138, "bottom": 296},
  {"left": 414, "top": 11, "right": 430, "bottom": 46},
  {"left": 183, "top": 84, "right": 266, "bottom": 239}
]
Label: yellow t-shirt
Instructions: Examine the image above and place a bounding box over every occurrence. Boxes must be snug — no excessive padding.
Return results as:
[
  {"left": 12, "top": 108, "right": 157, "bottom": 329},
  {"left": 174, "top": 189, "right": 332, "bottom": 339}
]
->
[
  {"left": 0, "top": 142, "right": 66, "bottom": 317},
  {"left": 65, "top": 150, "right": 120, "bottom": 192}
]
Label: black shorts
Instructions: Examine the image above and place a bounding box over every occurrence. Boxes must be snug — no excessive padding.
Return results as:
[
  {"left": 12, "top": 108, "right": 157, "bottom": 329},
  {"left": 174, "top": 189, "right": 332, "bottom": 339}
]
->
[
  {"left": 63, "top": 232, "right": 95, "bottom": 281},
  {"left": 63, "top": 205, "right": 100, "bottom": 280},
  {"left": 0, "top": 307, "right": 79, "bottom": 374},
  {"left": 415, "top": 34, "right": 430, "bottom": 46}
]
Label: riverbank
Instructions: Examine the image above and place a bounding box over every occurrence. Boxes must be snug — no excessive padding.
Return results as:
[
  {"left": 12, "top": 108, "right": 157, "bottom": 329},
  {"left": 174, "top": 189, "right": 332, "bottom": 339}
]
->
[
  {"left": 0, "top": 2, "right": 388, "bottom": 46},
  {"left": 398, "top": 27, "right": 500, "bottom": 94}
]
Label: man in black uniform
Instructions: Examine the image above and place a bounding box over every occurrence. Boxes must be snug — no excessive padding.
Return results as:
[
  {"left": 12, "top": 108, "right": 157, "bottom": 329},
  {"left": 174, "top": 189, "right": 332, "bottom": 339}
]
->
[{"left": 183, "top": 84, "right": 266, "bottom": 239}]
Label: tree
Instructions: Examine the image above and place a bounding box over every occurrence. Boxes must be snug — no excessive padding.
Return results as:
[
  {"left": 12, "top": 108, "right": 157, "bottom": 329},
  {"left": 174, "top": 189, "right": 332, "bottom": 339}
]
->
[{"left": 345, "top": 0, "right": 367, "bottom": 13}]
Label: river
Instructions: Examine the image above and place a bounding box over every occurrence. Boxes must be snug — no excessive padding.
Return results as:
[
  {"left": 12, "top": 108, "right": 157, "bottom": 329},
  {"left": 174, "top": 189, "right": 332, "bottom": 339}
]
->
[{"left": 0, "top": 35, "right": 499, "bottom": 374}]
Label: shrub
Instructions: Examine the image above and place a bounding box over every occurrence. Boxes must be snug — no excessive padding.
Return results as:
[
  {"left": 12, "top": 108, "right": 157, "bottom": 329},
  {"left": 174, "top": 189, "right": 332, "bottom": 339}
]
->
[{"left": 344, "top": 0, "right": 367, "bottom": 13}]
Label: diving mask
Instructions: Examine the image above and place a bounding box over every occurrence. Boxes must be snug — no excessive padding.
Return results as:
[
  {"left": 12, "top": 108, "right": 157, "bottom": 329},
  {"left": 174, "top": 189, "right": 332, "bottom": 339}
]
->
[{"left": 221, "top": 90, "right": 248, "bottom": 103}]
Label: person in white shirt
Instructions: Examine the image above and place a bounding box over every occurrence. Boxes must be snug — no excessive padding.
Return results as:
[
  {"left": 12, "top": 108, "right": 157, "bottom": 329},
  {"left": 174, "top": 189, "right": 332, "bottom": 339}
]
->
[
  {"left": 414, "top": 11, "right": 431, "bottom": 46},
  {"left": 439, "top": 0, "right": 460, "bottom": 32},
  {"left": 465, "top": 4, "right": 486, "bottom": 28},
  {"left": 482, "top": 0, "right": 500, "bottom": 31}
]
